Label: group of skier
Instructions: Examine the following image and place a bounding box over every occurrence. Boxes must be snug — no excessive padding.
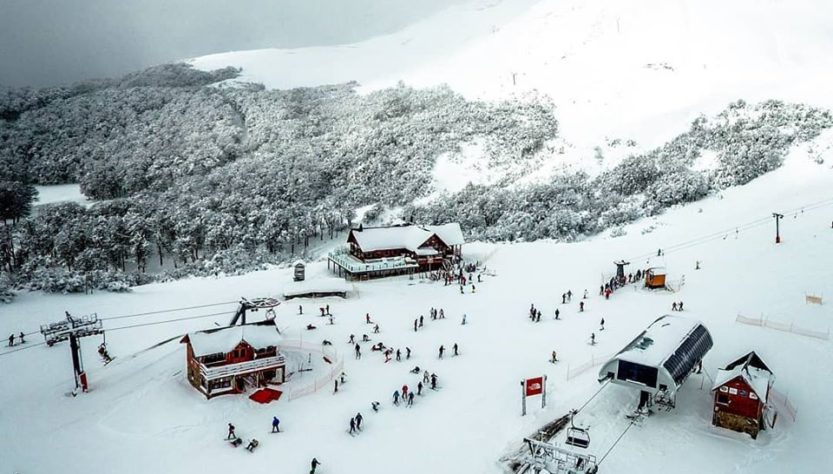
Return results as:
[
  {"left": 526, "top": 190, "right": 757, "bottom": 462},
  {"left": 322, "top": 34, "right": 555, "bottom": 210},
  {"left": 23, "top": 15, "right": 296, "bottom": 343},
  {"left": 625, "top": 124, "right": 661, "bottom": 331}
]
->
[{"left": 7, "top": 332, "right": 25, "bottom": 347}]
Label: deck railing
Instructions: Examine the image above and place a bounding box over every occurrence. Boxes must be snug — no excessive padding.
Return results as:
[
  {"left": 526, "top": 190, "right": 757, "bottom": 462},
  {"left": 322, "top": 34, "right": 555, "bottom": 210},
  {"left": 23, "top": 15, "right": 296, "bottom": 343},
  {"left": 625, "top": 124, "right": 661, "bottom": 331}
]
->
[{"left": 200, "top": 354, "right": 286, "bottom": 381}]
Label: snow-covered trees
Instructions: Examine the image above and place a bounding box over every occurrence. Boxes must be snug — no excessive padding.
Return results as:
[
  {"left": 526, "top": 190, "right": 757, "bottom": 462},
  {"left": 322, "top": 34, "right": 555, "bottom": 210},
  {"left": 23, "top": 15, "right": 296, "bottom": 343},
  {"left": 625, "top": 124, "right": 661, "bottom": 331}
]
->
[{"left": 1, "top": 61, "right": 830, "bottom": 295}]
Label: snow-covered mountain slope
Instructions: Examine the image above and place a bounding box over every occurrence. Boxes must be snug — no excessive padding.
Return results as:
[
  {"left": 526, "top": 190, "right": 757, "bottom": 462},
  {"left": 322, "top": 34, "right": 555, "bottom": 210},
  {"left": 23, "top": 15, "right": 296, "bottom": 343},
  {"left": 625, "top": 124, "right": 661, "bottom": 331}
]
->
[
  {"left": 191, "top": 0, "right": 833, "bottom": 151},
  {"left": 1, "top": 140, "right": 831, "bottom": 473}
]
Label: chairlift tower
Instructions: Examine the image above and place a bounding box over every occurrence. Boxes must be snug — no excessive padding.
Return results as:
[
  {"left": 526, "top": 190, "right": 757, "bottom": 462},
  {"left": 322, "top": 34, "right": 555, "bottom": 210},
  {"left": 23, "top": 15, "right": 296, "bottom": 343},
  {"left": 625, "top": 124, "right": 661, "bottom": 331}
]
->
[
  {"left": 228, "top": 297, "right": 281, "bottom": 327},
  {"left": 40, "top": 312, "right": 104, "bottom": 392}
]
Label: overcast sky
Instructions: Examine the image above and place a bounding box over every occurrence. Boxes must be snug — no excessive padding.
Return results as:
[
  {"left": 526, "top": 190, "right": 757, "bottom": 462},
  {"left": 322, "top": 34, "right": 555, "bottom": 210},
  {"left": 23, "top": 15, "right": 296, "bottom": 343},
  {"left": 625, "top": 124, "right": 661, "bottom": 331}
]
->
[{"left": 0, "top": 0, "right": 467, "bottom": 88}]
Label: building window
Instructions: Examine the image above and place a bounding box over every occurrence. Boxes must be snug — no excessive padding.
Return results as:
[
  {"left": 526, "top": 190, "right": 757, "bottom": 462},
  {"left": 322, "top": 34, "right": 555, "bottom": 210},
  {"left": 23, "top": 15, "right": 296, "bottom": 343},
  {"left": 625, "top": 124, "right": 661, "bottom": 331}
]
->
[
  {"left": 750, "top": 392, "right": 758, "bottom": 400},
  {"left": 739, "top": 390, "right": 748, "bottom": 397},
  {"left": 719, "top": 386, "right": 728, "bottom": 393},
  {"left": 717, "top": 394, "right": 729, "bottom": 405},
  {"left": 728, "top": 387, "right": 738, "bottom": 395}
]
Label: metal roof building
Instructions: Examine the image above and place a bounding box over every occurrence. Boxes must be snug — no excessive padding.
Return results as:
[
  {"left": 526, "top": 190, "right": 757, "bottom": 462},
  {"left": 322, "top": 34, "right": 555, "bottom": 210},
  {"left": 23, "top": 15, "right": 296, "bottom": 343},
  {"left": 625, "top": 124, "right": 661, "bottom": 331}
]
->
[{"left": 598, "top": 314, "right": 713, "bottom": 400}]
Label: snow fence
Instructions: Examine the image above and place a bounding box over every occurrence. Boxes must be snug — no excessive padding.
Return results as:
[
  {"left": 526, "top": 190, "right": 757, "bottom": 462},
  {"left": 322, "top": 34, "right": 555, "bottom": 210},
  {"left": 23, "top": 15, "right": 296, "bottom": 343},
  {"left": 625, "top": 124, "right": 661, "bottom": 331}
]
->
[{"left": 280, "top": 339, "right": 344, "bottom": 401}]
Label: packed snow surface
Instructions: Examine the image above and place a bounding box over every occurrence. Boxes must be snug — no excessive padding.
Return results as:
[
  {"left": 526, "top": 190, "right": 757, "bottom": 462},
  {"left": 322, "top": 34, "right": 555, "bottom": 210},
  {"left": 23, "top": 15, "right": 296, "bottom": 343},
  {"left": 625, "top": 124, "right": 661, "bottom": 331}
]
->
[{"left": 2, "top": 150, "right": 832, "bottom": 473}]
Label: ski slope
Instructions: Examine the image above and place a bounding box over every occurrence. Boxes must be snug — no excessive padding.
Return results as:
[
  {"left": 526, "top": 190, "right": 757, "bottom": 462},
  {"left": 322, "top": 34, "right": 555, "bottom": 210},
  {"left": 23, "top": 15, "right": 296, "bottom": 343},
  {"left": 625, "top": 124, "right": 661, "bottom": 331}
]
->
[
  {"left": 191, "top": 0, "right": 833, "bottom": 153},
  {"left": 1, "top": 146, "right": 831, "bottom": 473}
]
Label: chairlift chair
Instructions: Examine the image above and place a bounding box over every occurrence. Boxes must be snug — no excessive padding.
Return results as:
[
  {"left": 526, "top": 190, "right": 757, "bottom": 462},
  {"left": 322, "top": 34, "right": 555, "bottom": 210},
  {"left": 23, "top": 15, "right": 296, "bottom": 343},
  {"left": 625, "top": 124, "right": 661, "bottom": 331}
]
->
[{"left": 565, "top": 416, "right": 590, "bottom": 449}]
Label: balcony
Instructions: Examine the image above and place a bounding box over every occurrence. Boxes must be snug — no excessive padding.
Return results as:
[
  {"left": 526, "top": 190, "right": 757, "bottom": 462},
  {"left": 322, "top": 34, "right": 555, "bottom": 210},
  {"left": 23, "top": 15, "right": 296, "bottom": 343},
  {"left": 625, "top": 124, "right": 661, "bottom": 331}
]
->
[{"left": 199, "top": 354, "right": 286, "bottom": 381}]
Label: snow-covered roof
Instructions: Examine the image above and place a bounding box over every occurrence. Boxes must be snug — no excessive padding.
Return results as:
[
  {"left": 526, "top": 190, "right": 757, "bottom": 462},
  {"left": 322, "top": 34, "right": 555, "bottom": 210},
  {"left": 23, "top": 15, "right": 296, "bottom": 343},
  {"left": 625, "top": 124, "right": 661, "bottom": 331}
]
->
[
  {"left": 425, "top": 223, "right": 464, "bottom": 246},
  {"left": 648, "top": 266, "right": 666, "bottom": 274},
  {"left": 351, "top": 226, "right": 433, "bottom": 253},
  {"left": 616, "top": 314, "right": 708, "bottom": 370},
  {"left": 712, "top": 365, "right": 773, "bottom": 399},
  {"left": 415, "top": 247, "right": 440, "bottom": 256},
  {"left": 283, "top": 277, "right": 351, "bottom": 298},
  {"left": 712, "top": 352, "right": 773, "bottom": 398},
  {"left": 186, "top": 324, "right": 282, "bottom": 357},
  {"left": 293, "top": 260, "right": 305, "bottom": 267}
]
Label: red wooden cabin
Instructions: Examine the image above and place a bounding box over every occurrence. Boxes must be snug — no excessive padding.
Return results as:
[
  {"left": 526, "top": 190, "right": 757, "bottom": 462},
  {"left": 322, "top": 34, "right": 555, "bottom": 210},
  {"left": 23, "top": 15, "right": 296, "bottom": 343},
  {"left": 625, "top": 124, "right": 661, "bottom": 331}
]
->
[
  {"left": 180, "top": 322, "right": 285, "bottom": 399},
  {"left": 711, "top": 351, "right": 774, "bottom": 438}
]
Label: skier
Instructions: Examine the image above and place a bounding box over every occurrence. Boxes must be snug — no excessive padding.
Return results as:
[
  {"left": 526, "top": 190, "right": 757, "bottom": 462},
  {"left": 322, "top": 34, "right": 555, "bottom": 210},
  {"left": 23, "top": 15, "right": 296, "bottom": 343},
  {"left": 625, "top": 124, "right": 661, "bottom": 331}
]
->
[
  {"left": 355, "top": 412, "right": 363, "bottom": 430},
  {"left": 462, "top": 314, "right": 467, "bottom": 325},
  {"left": 227, "top": 423, "right": 236, "bottom": 440},
  {"left": 478, "top": 274, "right": 482, "bottom": 282},
  {"left": 550, "top": 350, "right": 558, "bottom": 363},
  {"left": 453, "top": 343, "right": 459, "bottom": 356},
  {"left": 245, "top": 439, "right": 259, "bottom": 452},
  {"left": 590, "top": 333, "right": 596, "bottom": 345},
  {"left": 599, "top": 285, "right": 604, "bottom": 296},
  {"left": 406, "top": 347, "right": 411, "bottom": 359},
  {"left": 349, "top": 334, "right": 355, "bottom": 344},
  {"left": 299, "top": 305, "right": 303, "bottom": 315},
  {"left": 423, "top": 370, "right": 430, "bottom": 384},
  {"left": 396, "top": 349, "right": 401, "bottom": 361},
  {"left": 366, "top": 313, "right": 371, "bottom": 324},
  {"left": 410, "top": 366, "right": 421, "bottom": 374},
  {"left": 583, "top": 289, "right": 588, "bottom": 299},
  {"left": 471, "top": 284, "right": 476, "bottom": 293},
  {"left": 349, "top": 417, "right": 357, "bottom": 435},
  {"left": 328, "top": 316, "right": 334, "bottom": 325},
  {"left": 671, "top": 302, "right": 678, "bottom": 311},
  {"left": 393, "top": 390, "right": 400, "bottom": 405},
  {"left": 373, "top": 324, "right": 380, "bottom": 334},
  {"left": 362, "top": 334, "right": 370, "bottom": 342},
  {"left": 310, "top": 458, "right": 321, "bottom": 474},
  {"left": 340, "top": 372, "right": 346, "bottom": 384},
  {"left": 679, "top": 301, "right": 684, "bottom": 311},
  {"left": 414, "top": 319, "right": 418, "bottom": 332},
  {"left": 460, "top": 285, "right": 465, "bottom": 294},
  {"left": 407, "top": 391, "right": 415, "bottom": 407},
  {"left": 417, "top": 381, "right": 424, "bottom": 395},
  {"left": 431, "top": 373, "right": 438, "bottom": 390},
  {"left": 372, "top": 401, "right": 380, "bottom": 412},
  {"left": 326, "top": 304, "right": 330, "bottom": 315},
  {"left": 7, "top": 333, "right": 13, "bottom": 347},
  {"left": 419, "top": 315, "right": 424, "bottom": 327},
  {"left": 438, "top": 345, "right": 445, "bottom": 359},
  {"left": 567, "top": 290, "right": 573, "bottom": 301},
  {"left": 320, "top": 307, "right": 325, "bottom": 317},
  {"left": 355, "top": 343, "right": 361, "bottom": 360},
  {"left": 536, "top": 310, "right": 542, "bottom": 322},
  {"left": 554, "top": 308, "right": 560, "bottom": 320},
  {"left": 272, "top": 416, "right": 281, "bottom": 433},
  {"left": 439, "top": 309, "right": 445, "bottom": 319},
  {"left": 334, "top": 379, "right": 339, "bottom": 393},
  {"left": 579, "top": 301, "right": 585, "bottom": 312},
  {"left": 600, "top": 318, "right": 605, "bottom": 331},
  {"left": 562, "top": 293, "right": 567, "bottom": 304},
  {"left": 402, "top": 384, "right": 409, "bottom": 398}
]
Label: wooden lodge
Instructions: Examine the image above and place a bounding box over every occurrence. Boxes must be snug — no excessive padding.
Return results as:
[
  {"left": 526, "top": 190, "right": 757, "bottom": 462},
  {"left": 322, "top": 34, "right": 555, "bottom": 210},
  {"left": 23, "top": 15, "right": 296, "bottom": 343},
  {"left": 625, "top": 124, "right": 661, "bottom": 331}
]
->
[
  {"left": 711, "top": 351, "right": 774, "bottom": 439},
  {"left": 180, "top": 321, "right": 285, "bottom": 399},
  {"left": 327, "top": 223, "right": 464, "bottom": 280}
]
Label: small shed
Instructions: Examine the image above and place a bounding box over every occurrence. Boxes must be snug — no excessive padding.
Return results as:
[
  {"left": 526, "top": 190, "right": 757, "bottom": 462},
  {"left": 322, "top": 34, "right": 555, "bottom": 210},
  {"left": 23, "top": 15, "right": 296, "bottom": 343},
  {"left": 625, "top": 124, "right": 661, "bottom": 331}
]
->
[
  {"left": 598, "top": 314, "right": 713, "bottom": 408},
  {"left": 712, "top": 351, "right": 774, "bottom": 439},
  {"left": 645, "top": 267, "right": 666, "bottom": 289},
  {"left": 294, "top": 261, "right": 306, "bottom": 282}
]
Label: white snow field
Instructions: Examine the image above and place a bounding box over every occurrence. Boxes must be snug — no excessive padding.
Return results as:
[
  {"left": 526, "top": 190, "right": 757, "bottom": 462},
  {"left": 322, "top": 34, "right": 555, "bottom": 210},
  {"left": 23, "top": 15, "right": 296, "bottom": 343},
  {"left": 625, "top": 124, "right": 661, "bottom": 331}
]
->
[
  {"left": 1, "top": 147, "right": 832, "bottom": 473},
  {"left": 192, "top": 0, "right": 833, "bottom": 155}
]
